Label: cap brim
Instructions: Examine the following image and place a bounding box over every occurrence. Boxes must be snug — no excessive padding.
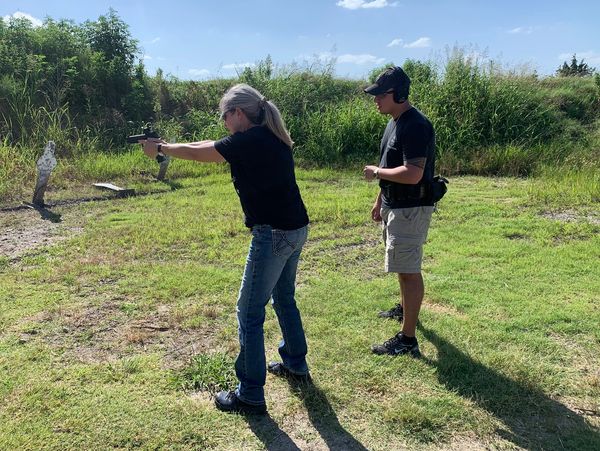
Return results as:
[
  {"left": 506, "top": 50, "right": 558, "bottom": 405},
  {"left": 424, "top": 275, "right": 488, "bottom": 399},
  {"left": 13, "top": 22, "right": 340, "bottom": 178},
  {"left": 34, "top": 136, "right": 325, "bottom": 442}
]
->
[{"left": 364, "top": 83, "right": 387, "bottom": 95}]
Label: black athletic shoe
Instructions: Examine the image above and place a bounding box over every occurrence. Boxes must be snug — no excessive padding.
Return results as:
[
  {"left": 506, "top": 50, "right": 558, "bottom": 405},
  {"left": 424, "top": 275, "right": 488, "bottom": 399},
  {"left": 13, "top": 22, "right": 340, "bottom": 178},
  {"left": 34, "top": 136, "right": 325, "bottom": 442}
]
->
[
  {"left": 267, "top": 361, "right": 312, "bottom": 384},
  {"left": 214, "top": 390, "right": 267, "bottom": 415},
  {"left": 371, "top": 333, "right": 421, "bottom": 357},
  {"left": 378, "top": 303, "right": 403, "bottom": 321}
]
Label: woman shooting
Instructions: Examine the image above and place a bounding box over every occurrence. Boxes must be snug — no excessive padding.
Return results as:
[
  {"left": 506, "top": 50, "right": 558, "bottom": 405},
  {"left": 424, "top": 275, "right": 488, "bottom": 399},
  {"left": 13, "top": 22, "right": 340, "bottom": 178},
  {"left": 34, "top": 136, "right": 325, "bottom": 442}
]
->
[{"left": 141, "top": 84, "right": 310, "bottom": 414}]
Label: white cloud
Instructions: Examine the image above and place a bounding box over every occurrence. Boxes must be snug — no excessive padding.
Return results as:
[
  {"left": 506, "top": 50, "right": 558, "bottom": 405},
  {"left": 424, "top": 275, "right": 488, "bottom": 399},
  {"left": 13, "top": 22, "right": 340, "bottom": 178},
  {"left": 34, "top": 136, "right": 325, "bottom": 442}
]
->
[
  {"left": 143, "top": 55, "right": 152, "bottom": 60},
  {"left": 294, "top": 52, "right": 336, "bottom": 64},
  {"left": 558, "top": 51, "right": 600, "bottom": 65},
  {"left": 147, "top": 37, "right": 161, "bottom": 44},
  {"left": 403, "top": 37, "right": 431, "bottom": 48},
  {"left": 223, "top": 62, "right": 255, "bottom": 70},
  {"left": 336, "top": 0, "right": 395, "bottom": 10},
  {"left": 296, "top": 50, "right": 385, "bottom": 66},
  {"left": 2, "top": 11, "right": 43, "bottom": 27},
  {"left": 188, "top": 69, "right": 210, "bottom": 76},
  {"left": 387, "top": 38, "right": 404, "bottom": 47},
  {"left": 316, "top": 51, "right": 335, "bottom": 61},
  {"left": 508, "top": 26, "right": 534, "bottom": 34},
  {"left": 338, "top": 54, "right": 385, "bottom": 65}
]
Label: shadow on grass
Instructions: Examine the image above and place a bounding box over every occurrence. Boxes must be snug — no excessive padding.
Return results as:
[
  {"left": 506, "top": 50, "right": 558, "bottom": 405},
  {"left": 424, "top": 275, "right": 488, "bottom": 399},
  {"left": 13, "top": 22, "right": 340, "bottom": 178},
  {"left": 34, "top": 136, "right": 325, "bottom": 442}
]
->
[
  {"left": 246, "top": 413, "right": 301, "bottom": 451},
  {"left": 288, "top": 379, "right": 369, "bottom": 451},
  {"left": 1, "top": 189, "right": 178, "bottom": 214},
  {"left": 34, "top": 205, "right": 62, "bottom": 223},
  {"left": 245, "top": 380, "right": 368, "bottom": 450},
  {"left": 419, "top": 326, "right": 600, "bottom": 449},
  {"left": 159, "top": 179, "right": 184, "bottom": 191},
  {"left": 7, "top": 203, "right": 64, "bottom": 222}
]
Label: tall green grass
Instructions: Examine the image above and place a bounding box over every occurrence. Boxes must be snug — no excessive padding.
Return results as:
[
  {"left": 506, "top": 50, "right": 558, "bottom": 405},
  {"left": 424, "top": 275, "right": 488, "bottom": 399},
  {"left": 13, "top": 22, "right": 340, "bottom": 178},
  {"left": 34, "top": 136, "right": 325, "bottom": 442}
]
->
[
  {"left": 0, "top": 77, "right": 102, "bottom": 154},
  {"left": 1, "top": 53, "right": 599, "bottom": 200},
  {"left": 0, "top": 145, "right": 34, "bottom": 202},
  {"left": 529, "top": 162, "right": 600, "bottom": 208},
  {"left": 527, "top": 120, "right": 600, "bottom": 207},
  {"left": 294, "top": 97, "right": 385, "bottom": 164}
]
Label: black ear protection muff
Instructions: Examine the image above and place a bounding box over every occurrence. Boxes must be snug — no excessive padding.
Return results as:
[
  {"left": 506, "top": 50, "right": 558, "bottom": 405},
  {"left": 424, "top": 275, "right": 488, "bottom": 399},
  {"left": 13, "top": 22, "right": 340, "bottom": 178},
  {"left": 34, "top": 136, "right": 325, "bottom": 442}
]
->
[
  {"left": 393, "top": 86, "right": 409, "bottom": 103},
  {"left": 366, "top": 66, "right": 410, "bottom": 103}
]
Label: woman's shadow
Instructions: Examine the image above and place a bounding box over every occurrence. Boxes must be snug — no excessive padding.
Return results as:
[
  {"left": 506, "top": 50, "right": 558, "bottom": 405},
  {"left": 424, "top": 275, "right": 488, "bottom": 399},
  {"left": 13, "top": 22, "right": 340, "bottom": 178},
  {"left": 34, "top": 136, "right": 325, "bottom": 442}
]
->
[
  {"left": 246, "top": 379, "right": 368, "bottom": 451},
  {"left": 419, "top": 326, "right": 600, "bottom": 449},
  {"left": 245, "top": 413, "right": 302, "bottom": 451}
]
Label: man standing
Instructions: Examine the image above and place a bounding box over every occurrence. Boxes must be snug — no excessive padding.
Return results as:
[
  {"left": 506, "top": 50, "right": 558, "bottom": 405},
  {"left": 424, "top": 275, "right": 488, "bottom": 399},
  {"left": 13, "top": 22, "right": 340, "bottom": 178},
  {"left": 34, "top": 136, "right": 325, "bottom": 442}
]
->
[{"left": 363, "top": 66, "right": 436, "bottom": 357}]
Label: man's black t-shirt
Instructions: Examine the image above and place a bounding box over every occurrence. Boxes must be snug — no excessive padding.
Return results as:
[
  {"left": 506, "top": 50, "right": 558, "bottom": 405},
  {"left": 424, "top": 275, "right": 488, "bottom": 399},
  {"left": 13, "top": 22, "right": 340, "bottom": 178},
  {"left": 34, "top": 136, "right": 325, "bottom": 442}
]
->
[
  {"left": 379, "top": 107, "right": 436, "bottom": 208},
  {"left": 214, "top": 126, "right": 309, "bottom": 230}
]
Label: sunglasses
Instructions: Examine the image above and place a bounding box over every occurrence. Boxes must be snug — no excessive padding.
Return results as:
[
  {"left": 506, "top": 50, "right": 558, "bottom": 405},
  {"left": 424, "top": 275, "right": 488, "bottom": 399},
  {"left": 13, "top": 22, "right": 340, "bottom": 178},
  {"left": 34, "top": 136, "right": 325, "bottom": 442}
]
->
[{"left": 220, "top": 109, "right": 234, "bottom": 121}]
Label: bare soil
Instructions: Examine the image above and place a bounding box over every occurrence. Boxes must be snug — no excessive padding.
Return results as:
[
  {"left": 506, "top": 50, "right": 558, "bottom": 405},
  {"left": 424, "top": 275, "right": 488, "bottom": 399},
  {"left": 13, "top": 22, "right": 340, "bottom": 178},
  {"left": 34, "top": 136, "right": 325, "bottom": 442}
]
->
[
  {"left": 541, "top": 209, "right": 600, "bottom": 225},
  {"left": 16, "top": 300, "right": 229, "bottom": 368},
  {"left": 1, "top": 202, "right": 226, "bottom": 367},
  {"left": 0, "top": 208, "right": 77, "bottom": 260}
]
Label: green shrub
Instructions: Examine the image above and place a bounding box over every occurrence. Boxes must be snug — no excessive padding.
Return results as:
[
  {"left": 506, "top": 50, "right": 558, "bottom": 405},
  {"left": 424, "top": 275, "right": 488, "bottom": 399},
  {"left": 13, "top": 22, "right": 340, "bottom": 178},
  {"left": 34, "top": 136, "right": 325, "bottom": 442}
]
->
[
  {"left": 294, "top": 97, "right": 385, "bottom": 165},
  {"left": 0, "top": 10, "right": 598, "bottom": 183}
]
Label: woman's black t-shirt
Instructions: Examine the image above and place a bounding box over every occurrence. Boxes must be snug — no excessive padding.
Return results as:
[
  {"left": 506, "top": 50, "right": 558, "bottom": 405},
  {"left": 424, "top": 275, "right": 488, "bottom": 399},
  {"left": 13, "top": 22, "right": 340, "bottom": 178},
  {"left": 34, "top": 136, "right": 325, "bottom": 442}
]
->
[{"left": 214, "top": 126, "right": 309, "bottom": 230}]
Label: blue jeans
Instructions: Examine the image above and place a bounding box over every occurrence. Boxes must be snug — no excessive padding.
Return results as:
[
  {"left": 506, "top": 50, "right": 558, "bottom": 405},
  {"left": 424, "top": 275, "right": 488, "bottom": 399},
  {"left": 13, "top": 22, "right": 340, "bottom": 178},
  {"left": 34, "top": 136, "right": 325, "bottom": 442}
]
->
[{"left": 234, "top": 224, "right": 309, "bottom": 405}]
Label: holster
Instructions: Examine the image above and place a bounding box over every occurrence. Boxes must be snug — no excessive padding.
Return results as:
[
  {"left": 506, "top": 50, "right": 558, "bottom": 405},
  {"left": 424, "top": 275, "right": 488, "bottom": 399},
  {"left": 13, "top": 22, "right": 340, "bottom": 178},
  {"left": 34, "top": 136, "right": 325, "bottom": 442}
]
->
[
  {"left": 382, "top": 176, "right": 448, "bottom": 205},
  {"left": 382, "top": 183, "right": 427, "bottom": 202}
]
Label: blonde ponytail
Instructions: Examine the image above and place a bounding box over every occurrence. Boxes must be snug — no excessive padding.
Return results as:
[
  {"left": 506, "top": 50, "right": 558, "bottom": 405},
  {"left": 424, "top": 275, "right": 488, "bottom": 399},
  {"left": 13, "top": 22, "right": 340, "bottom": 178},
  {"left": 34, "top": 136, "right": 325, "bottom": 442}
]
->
[{"left": 219, "top": 84, "right": 293, "bottom": 148}]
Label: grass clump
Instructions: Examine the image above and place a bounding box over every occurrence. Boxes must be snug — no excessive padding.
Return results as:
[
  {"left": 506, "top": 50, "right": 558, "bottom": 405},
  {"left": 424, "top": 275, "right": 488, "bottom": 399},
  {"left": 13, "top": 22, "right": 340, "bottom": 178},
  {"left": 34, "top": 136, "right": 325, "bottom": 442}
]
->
[{"left": 177, "top": 353, "right": 237, "bottom": 393}]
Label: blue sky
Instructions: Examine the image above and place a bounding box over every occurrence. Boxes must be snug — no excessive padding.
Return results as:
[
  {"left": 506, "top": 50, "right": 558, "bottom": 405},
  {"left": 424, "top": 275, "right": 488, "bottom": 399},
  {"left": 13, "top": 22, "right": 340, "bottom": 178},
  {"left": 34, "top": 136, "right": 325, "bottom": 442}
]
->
[{"left": 2, "top": 1, "right": 599, "bottom": 80}]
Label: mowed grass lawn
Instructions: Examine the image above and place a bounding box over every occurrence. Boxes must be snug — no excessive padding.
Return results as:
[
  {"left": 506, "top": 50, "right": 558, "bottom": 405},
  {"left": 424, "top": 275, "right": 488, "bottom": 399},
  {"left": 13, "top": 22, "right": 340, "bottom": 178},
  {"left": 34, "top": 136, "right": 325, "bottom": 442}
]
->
[{"left": 1, "top": 168, "right": 599, "bottom": 450}]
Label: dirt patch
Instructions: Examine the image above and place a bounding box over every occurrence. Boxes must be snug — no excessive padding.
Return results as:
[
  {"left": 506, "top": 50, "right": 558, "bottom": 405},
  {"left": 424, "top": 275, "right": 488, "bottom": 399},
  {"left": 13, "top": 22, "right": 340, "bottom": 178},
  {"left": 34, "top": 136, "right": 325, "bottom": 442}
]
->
[
  {"left": 0, "top": 189, "right": 152, "bottom": 261},
  {"left": 17, "top": 301, "right": 228, "bottom": 368},
  {"left": 0, "top": 208, "right": 81, "bottom": 260},
  {"left": 541, "top": 209, "right": 600, "bottom": 225},
  {"left": 426, "top": 301, "right": 467, "bottom": 319}
]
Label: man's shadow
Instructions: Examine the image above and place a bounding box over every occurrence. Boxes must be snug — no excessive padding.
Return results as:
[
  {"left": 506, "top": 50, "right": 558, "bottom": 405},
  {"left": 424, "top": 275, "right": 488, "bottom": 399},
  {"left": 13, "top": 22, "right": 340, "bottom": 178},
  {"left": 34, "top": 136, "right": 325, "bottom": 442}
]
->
[
  {"left": 246, "top": 379, "right": 368, "bottom": 451},
  {"left": 419, "top": 326, "right": 600, "bottom": 449}
]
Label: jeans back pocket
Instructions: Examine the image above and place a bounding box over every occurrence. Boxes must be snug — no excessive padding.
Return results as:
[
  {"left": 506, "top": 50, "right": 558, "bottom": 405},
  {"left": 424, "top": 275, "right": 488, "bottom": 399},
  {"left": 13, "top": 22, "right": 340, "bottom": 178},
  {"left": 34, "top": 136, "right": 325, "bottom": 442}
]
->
[{"left": 272, "top": 227, "right": 306, "bottom": 258}]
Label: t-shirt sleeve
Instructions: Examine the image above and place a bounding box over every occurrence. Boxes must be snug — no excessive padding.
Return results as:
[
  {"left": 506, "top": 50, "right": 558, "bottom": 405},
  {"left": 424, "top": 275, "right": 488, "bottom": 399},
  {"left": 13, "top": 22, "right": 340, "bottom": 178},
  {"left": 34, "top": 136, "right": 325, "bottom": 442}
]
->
[
  {"left": 214, "top": 132, "right": 250, "bottom": 164},
  {"left": 399, "top": 122, "right": 431, "bottom": 160}
]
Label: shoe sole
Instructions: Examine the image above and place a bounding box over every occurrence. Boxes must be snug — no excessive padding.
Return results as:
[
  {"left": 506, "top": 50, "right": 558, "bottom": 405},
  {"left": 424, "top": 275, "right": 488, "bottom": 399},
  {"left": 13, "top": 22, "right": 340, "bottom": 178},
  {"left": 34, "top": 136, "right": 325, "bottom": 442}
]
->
[
  {"left": 377, "top": 313, "right": 403, "bottom": 321},
  {"left": 371, "top": 347, "right": 421, "bottom": 358},
  {"left": 214, "top": 399, "right": 267, "bottom": 415},
  {"left": 379, "top": 316, "right": 403, "bottom": 322}
]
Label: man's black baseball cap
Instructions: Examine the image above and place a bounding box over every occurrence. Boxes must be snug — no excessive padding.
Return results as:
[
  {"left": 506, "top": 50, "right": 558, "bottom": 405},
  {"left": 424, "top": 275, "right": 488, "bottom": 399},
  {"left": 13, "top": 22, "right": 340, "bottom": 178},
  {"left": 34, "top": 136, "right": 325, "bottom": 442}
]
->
[{"left": 364, "top": 66, "right": 411, "bottom": 95}]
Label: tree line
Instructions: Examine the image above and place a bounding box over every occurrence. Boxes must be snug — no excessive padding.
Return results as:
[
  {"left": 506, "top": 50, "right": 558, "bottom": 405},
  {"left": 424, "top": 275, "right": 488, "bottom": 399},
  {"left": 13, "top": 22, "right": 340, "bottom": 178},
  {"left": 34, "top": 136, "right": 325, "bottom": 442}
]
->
[
  {"left": 1, "top": 10, "right": 598, "bottom": 173},
  {"left": 0, "top": 9, "right": 152, "bottom": 144}
]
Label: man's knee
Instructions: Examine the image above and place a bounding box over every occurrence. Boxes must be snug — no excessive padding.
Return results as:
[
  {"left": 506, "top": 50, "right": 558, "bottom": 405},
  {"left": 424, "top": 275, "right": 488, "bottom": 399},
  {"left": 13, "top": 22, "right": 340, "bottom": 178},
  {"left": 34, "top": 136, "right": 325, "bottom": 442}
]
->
[{"left": 398, "top": 272, "right": 422, "bottom": 283}]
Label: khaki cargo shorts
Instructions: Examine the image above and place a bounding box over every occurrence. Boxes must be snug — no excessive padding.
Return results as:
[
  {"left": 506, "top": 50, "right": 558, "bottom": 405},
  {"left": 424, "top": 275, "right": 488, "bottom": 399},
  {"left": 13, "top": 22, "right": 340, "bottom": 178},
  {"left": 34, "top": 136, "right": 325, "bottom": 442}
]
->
[{"left": 381, "top": 206, "right": 434, "bottom": 273}]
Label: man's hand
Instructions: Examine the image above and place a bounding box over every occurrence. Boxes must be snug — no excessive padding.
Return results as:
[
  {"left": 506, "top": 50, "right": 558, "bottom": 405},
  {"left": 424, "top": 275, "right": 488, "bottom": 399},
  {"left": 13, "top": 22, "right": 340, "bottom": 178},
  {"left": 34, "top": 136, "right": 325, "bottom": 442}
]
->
[
  {"left": 364, "top": 165, "right": 379, "bottom": 181},
  {"left": 371, "top": 194, "right": 382, "bottom": 222}
]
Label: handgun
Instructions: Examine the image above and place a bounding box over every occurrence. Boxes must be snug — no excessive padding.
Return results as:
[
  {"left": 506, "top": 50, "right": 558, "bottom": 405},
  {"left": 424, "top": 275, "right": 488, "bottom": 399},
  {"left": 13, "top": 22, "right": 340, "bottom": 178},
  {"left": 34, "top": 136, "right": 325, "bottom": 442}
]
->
[{"left": 127, "top": 126, "right": 166, "bottom": 163}]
